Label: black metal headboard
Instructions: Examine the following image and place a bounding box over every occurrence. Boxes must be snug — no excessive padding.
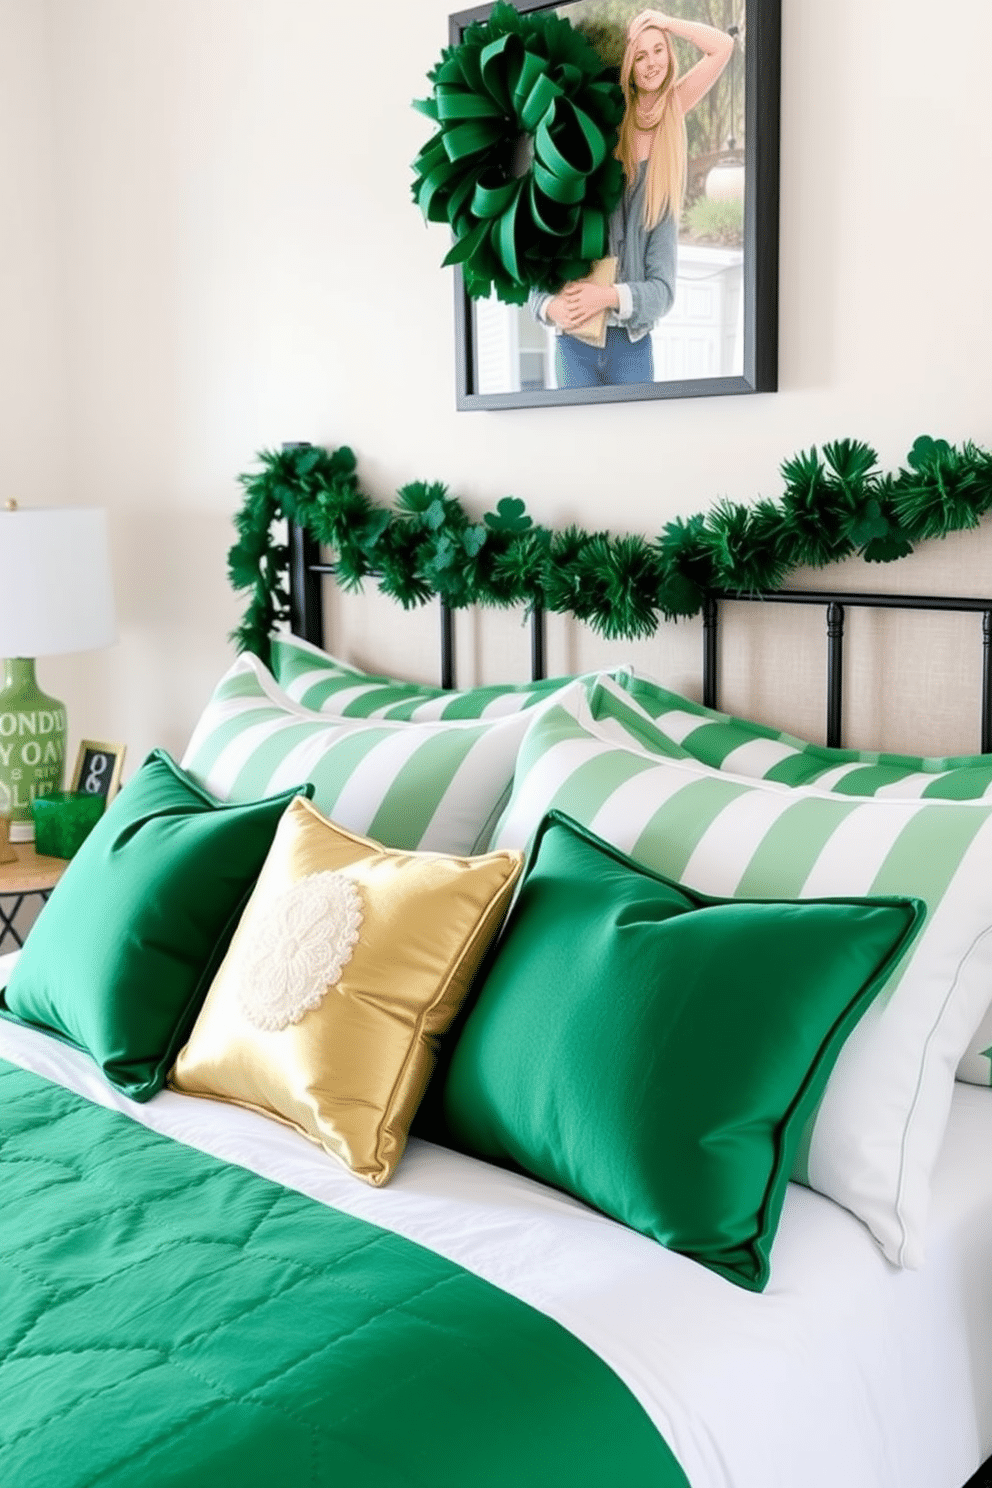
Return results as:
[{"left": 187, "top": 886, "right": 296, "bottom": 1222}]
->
[
  {"left": 288, "top": 522, "right": 992, "bottom": 754},
  {"left": 704, "top": 589, "right": 992, "bottom": 753}
]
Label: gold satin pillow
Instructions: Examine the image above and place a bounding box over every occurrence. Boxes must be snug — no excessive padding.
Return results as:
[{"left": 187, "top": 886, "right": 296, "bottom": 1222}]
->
[{"left": 170, "top": 796, "right": 523, "bottom": 1185}]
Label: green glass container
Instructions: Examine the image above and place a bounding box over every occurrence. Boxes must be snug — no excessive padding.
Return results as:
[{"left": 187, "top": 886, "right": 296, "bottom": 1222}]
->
[
  {"left": 0, "top": 659, "right": 67, "bottom": 840},
  {"left": 31, "top": 791, "right": 105, "bottom": 859}
]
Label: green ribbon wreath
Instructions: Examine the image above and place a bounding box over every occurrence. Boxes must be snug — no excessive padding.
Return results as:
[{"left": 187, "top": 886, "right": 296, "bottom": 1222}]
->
[
  {"left": 412, "top": 2, "right": 625, "bottom": 304},
  {"left": 229, "top": 436, "right": 992, "bottom": 667}
]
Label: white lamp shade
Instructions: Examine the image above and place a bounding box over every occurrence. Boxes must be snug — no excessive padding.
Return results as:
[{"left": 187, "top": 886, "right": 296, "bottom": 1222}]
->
[{"left": 0, "top": 506, "right": 116, "bottom": 658}]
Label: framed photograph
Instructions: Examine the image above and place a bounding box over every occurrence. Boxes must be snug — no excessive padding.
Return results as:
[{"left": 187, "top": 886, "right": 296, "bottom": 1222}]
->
[
  {"left": 70, "top": 740, "right": 126, "bottom": 801},
  {"left": 447, "top": 0, "right": 780, "bottom": 410}
]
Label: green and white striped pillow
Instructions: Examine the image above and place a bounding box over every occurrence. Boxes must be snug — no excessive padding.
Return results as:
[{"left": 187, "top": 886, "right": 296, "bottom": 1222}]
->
[
  {"left": 492, "top": 676, "right": 992, "bottom": 1264},
  {"left": 616, "top": 670, "right": 992, "bottom": 799},
  {"left": 269, "top": 633, "right": 623, "bottom": 721},
  {"left": 180, "top": 654, "right": 540, "bottom": 855},
  {"left": 608, "top": 673, "right": 992, "bottom": 1086}
]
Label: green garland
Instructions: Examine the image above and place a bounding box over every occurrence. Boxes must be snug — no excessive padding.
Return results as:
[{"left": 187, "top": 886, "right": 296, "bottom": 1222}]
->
[
  {"left": 228, "top": 436, "right": 992, "bottom": 667},
  {"left": 411, "top": 2, "right": 624, "bottom": 304}
]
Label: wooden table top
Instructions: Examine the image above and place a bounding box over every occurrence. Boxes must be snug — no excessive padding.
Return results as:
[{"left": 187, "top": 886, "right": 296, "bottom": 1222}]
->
[{"left": 0, "top": 841, "right": 70, "bottom": 894}]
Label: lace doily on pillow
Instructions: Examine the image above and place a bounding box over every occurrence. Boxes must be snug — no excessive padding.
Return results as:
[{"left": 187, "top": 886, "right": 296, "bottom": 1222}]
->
[{"left": 233, "top": 871, "right": 364, "bottom": 1032}]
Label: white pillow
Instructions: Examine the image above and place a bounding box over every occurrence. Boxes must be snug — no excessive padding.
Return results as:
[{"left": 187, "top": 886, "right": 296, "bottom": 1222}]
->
[
  {"left": 958, "top": 1007, "right": 992, "bottom": 1085},
  {"left": 492, "top": 675, "right": 992, "bottom": 1268}
]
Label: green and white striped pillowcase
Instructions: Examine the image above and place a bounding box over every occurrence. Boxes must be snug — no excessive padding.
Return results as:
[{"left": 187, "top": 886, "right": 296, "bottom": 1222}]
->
[
  {"left": 493, "top": 676, "right": 992, "bottom": 1265},
  {"left": 269, "top": 633, "right": 620, "bottom": 721},
  {"left": 180, "top": 654, "right": 538, "bottom": 855},
  {"left": 616, "top": 671, "right": 992, "bottom": 800},
  {"left": 594, "top": 674, "right": 992, "bottom": 1087}
]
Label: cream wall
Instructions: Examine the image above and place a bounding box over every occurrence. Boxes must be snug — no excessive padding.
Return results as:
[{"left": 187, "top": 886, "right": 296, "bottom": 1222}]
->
[
  {"left": 0, "top": 3, "right": 63, "bottom": 507},
  {"left": 4, "top": 0, "right": 992, "bottom": 772}
]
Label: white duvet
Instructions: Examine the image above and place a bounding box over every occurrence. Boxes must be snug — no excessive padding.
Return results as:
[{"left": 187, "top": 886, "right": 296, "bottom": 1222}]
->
[{"left": 2, "top": 998, "right": 990, "bottom": 1488}]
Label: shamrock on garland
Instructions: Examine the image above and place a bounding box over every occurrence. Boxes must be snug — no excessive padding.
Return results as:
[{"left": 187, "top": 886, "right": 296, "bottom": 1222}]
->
[
  {"left": 906, "top": 435, "right": 953, "bottom": 472},
  {"left": 485, "top": 496, "right": 533, "bottom": 534},
  {"left": 846, "top": 494, "right": 914, "bottom": 563},
  {"left": 463, "top": 524, "right": 488, "bottom": 556},
  {"left": 411, "top": 2, "right": 624, "bottom": 304}
]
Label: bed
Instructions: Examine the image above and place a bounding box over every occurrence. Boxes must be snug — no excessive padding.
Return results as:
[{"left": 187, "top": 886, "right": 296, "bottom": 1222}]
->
[{"left": 2, "top": 521, "right": 992, "bottom": 1488}]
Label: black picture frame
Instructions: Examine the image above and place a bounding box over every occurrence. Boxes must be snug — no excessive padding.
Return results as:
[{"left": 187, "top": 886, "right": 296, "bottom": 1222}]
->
[
  {"left": 448, "top": 0, "right": 780, "bottom": 411},
  {"left": 70, "top": 740, "right": 126, "bottom": 801}
]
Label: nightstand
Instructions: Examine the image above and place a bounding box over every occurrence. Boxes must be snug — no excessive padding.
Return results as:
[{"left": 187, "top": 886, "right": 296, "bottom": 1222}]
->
[{"left": 0, "top": 843, "right": 69, "bottom": 951}]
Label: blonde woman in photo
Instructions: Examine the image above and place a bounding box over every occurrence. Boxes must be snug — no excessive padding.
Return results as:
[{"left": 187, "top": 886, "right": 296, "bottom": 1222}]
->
[{"left": 533, "top": 9, "right": 734, "bottom": 388}]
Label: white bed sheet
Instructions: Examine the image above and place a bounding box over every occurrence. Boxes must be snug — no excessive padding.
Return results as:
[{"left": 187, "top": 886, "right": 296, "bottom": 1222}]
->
[{"left": 2, "top": 1002, "right": 990, "bottom": 1488}]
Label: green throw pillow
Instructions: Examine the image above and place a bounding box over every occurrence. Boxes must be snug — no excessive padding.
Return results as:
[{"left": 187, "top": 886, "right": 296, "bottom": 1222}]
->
[
  {"left": 492, "top": 677, "right": 992, "bottom": 1267},
  {"left": 440, "top": 812, "right": 923, "bottom": 1291},
  {"left": 0, "top": 750, "right": 310, "bottom": 1101}
]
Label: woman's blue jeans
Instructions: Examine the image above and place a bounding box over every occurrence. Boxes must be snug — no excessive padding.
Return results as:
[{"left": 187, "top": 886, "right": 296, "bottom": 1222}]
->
[{"left": 555, "top": 326, "right": 654, "bottom": 388}]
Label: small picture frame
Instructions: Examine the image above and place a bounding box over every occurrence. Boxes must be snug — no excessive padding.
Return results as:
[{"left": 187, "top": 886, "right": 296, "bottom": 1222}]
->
[{"left": 70, "top": 740, "right": 126, "bottom": 801}]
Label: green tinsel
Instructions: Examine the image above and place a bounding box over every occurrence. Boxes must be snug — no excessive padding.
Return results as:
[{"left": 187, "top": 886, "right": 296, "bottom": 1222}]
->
[
  {"left": 890, "top": 437, "right": 992, "bottom": 540},
  {"left": 411, "top": 1, "right": 624, "bottom": 304},
  {"left": 229, "top": 435, "right": 992, "bottom": 669}
]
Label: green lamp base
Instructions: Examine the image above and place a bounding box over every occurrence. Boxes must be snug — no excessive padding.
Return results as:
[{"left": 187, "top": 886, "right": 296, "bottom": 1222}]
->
[{"left": 0, "top": 658, "right": 67, "bottom": 842}]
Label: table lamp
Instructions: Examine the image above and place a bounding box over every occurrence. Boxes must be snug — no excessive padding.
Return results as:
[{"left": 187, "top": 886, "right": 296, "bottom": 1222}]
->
[{"left": 0, "top": 502, "right": 116, "bottom": 841}]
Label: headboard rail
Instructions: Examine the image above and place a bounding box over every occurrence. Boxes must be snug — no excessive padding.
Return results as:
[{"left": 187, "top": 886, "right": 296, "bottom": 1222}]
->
[
  {"left": 706, "top": 590, "right": 992, "bottom": 752},
  {"left": 288, "top": 522, "right": 992, "bottom": 754}
]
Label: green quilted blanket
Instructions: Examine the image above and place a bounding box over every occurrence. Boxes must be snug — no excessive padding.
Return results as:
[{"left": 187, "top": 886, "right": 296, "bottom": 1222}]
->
[{"left": 0, "top": 1060, "right": 690, "bottom": 1487}]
